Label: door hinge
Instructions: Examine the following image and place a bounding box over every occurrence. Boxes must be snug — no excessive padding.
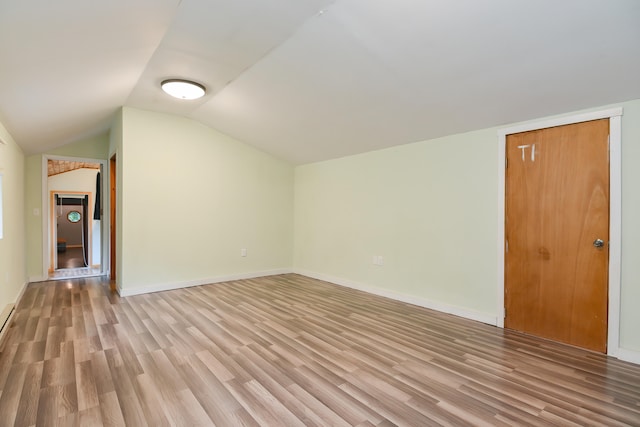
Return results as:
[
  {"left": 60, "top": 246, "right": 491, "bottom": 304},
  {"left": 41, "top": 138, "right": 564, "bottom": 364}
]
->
[
  {"left": 503, "top": 307, "right": 507, "bottom": 318},
  {"left": 505, "top": 157, "right": 508, "bottom": 168},
  {"left": 505, "top": 239, "right": 509, "bottom": 253}
]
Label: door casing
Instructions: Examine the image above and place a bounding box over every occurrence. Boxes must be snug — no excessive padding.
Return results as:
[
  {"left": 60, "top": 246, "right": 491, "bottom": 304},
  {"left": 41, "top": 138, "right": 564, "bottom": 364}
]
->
[{"left": 497, "top": 107, "right": 622, "bottom": 357}]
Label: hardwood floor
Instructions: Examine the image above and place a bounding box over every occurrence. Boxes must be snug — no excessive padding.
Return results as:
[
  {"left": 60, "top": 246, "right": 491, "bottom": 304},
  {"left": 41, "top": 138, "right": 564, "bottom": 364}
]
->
[
  {"left": 57, "top": 248, "right": 86, "bottom": 269},
  {"left": 52, "top": 247, "right": 102, "bottom": 281},
  {"left": 0, "top": 274, "right": 638, "bottom": 426}
]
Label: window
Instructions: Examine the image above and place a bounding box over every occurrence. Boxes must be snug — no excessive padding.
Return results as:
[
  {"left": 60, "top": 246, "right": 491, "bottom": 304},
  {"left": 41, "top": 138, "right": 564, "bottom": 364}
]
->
[{"left": 67, "top": 210, "right": 81, "bottom": 223}]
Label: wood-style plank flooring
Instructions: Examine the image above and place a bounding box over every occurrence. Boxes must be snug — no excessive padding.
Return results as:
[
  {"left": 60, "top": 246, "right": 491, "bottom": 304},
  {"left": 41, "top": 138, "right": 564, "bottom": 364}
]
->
[
  {"left": 57, "top": 248, "right": 86, "bottom": 269},
  {"left": 51, "top": 248, "right": 102, "bottom": 281},
  {"left": 0, "top": 274, "right": 639, "bottom": 426}
]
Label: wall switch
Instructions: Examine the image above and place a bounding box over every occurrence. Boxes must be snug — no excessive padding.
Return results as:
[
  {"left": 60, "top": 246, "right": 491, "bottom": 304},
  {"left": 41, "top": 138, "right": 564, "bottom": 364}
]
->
[
  {"left": 241, "top": 248, "right": 247, "bottom": 257},
  {"left": 372, "top": 255, "right": 384, "bottom": 266}
]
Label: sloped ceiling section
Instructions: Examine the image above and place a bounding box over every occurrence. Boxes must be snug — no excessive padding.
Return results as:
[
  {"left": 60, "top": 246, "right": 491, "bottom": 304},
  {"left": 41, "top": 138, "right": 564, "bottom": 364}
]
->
[
  {"left": 0, "top": 0, "right": 181, "bottom": 154},
  {"left": 1, "top": 0, "right": 639, "bottom": 164}
]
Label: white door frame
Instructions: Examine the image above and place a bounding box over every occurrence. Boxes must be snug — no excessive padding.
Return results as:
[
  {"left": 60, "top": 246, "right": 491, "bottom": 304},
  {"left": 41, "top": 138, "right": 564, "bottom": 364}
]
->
[
  {"left": 497, "top": 107, "right": 623, "bottom": 357},
  {"left": 41, "top": 155, "right": 109, "bottom": 278}
]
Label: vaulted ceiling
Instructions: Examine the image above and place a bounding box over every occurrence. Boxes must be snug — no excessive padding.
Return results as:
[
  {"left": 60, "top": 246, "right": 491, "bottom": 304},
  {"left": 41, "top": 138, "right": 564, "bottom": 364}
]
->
[{"left": 1, "top": 0, "right": 639, "bottom": 164}]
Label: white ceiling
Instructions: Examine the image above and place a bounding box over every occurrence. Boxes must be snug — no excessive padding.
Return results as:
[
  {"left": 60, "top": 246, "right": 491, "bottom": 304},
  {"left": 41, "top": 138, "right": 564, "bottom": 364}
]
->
[{"left": 1, "top": 0, "right": 639, "bottom": 164}]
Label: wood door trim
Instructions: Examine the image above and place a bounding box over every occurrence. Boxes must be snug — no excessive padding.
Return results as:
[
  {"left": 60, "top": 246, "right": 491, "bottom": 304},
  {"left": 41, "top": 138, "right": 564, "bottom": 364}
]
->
[{"left": 496, "top": 108, "right": 623, "bottom": 357}]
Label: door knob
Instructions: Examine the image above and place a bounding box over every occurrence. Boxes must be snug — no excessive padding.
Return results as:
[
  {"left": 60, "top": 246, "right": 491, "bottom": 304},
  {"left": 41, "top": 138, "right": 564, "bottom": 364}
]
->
[{"left": 593, "top": 239, "right": 605, "bottom": 248}]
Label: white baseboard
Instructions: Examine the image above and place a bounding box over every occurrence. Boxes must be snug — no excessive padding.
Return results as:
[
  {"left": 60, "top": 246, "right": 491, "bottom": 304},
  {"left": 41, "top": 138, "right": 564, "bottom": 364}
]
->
[
  {"left": 28, "top": 275, "right": 48, "bottom": 283},
  {"left": 294, "top": 269, "right": 498, "bottom": 326},
  {"left": 118, "top": 268, "right": 294, "bottom": 297},
  {"left": 294, "top": 269, "right": 640, "bottom": 365},
  {"left": 617, "top": 348, "right": 640, "bottom": 365}
]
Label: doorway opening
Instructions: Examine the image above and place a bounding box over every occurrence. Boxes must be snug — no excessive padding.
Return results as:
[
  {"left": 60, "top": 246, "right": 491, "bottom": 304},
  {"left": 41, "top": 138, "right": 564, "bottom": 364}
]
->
[
  {"left": 51, "top": 193, "right": 98, "bottom": 273},
  {"left": 46, "top": 158, "right": 106, "bottom": 280}
]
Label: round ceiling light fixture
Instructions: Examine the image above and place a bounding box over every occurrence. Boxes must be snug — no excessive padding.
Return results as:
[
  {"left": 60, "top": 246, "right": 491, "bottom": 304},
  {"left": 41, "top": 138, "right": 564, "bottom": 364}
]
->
[{"left": 161, "top": 79, "right": 206, "bottom": 100}]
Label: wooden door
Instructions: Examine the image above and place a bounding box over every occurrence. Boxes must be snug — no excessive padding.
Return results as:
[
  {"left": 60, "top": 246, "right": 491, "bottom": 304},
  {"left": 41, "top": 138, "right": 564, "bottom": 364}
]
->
[
  {"left": 505, "top": 119, "right": 609, "bottom": 352},
  {"left": 110, "top": 156, "right": 117, "bottom": 288}
]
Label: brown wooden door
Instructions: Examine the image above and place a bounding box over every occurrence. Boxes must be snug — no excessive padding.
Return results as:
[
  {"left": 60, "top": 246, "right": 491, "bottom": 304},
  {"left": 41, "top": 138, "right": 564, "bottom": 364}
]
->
[
  {"left": 505, "top": 119, "right": 609, "bottom": 353},
  {"left": 110, "top": 155, "right": 117, "bottom": 289}
]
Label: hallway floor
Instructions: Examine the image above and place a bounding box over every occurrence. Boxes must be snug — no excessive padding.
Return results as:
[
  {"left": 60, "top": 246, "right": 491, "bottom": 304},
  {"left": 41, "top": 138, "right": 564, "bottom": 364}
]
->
[
  {"left": 52, "top": 248, "right": 102, "bottom": 281},
  {"left": 57, "top": 247, "right": 86, "bottom": 269}
]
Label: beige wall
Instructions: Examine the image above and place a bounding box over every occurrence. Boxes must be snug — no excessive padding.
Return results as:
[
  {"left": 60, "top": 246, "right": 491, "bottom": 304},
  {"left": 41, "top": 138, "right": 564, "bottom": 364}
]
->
[
  {"left": 0, "top": 121, "right": 26, "bottom": 309},
  {"left": 294, "top": 99, "right": 640, "bottom": 355},
  {"left": 117, "top": 108, "right": 294, "bottom": 294}
]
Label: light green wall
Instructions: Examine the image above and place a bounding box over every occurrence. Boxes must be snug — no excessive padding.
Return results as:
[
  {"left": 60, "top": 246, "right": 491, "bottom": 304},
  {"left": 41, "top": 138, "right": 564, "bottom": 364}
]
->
[
  {"left": 118, "top": 107, "right": 294, "bottom": 293},
  {"left": 294, "top": 99, "right": 640, "bottom": 353},
  {"left": 15, "top": 100, "right": 640, "bottom": 355},
  {"left": 48, "top": 133, "right": 109, "bottom": 159},
  {"left": 25, "top": 156, "right": 43, "bottom": 278},
  {"left": 24, "top": 133, "right": 109, "bottom": 279},
  {"left": 0, "top": 121, "right": 26, "bottom": 308},
  {"left": 295, "top": 128, "right": 499, "bottom": 319}
]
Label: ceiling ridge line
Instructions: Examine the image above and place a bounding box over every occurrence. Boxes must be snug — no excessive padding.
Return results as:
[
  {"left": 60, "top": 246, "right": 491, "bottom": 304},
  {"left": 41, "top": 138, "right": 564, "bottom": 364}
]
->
[
  {"left": 123, "top": 0, "right": 187, "bottom": 106},
  {"left": 211, "top": 0, "right": 341, "bottom": 95}
]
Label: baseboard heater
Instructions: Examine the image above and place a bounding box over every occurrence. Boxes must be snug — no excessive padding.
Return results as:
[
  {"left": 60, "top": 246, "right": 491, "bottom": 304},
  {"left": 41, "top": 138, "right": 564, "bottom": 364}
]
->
[{"left": 0, "top": 304, "right": 15, "bottom": 336}]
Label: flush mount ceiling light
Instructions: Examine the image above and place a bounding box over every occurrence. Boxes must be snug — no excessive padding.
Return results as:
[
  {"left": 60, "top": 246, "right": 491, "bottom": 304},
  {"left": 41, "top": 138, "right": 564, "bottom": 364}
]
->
[{"left": 161, "top": 79, "right": 206, "bottom": 100}]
